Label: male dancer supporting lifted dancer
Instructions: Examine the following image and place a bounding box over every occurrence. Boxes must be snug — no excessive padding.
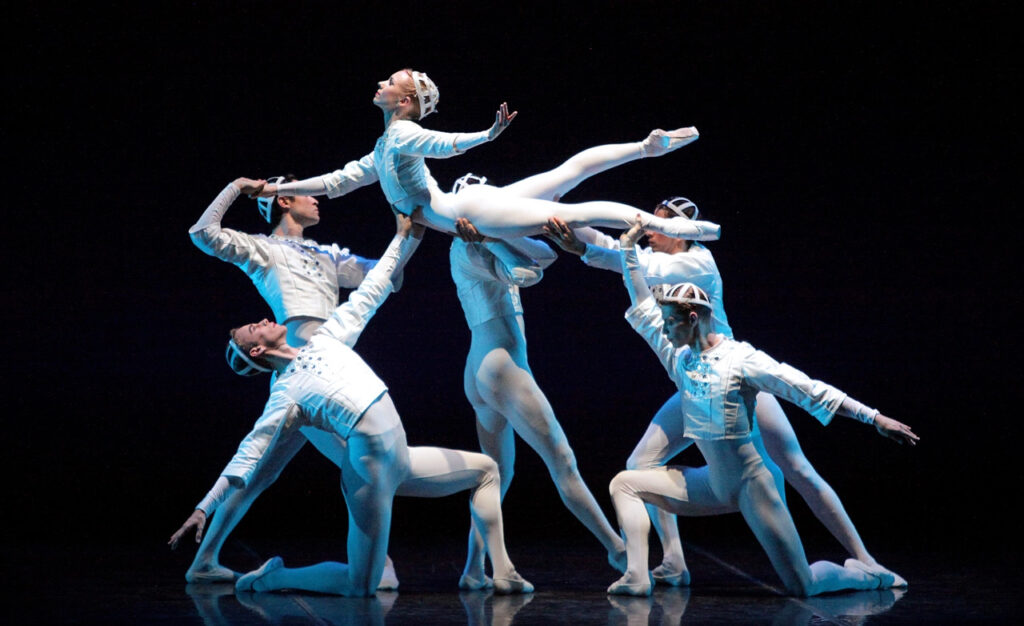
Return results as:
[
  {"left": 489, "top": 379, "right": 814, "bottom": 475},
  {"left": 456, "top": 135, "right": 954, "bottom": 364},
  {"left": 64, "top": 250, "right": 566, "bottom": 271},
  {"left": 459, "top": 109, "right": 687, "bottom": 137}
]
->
[
  {"left": 606, "top": 219, "right": 917, "bottom": 597},
  {"left": 172, "top": 214, "right": 532, "bottom": 595}
]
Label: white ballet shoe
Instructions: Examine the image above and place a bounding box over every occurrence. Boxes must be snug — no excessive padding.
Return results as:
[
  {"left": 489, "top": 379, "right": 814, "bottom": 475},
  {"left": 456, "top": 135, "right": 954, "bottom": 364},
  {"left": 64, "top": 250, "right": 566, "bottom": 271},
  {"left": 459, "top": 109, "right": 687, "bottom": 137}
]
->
[
  {"left": 458, "top": 573, "right": 494, "bottom": 591},
  {"left": 492, "top": 570, "right": 534, "bottom": 595},
  {"left": 235, "top": 556, "right": 283, "bottom": 593},
  {"left": 651, "top": 563, "right": 691, "bottom": 587},
  {"left": 377, "top": 559, "right": 399, "bottom": 591},
  {"left": 844, "top": 558, "right": 898, "bottom": 589},
  {"left": 640, "top": 127, "right": 699, "bottom": 158},
  {"left": 607, "top": 573, "right": 653, "bottom": 597},
  {"left": 186, "top": 564, "right": 240, "bottom": 584}
]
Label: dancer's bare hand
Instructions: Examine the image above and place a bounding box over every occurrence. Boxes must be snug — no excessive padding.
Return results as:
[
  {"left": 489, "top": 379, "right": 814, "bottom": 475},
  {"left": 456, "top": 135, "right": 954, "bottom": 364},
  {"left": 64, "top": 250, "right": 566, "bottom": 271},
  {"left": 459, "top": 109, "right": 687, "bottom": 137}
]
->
[
  {"left": 394, "top": 211, "right": 425, "bottom": 239},
  {"left": 234, "top": 177, "right": 266, "bottom": 197},
  {"left": 455, "top": 217, "right": 487, "bottom": 243},
  {"left": 619, "top": 215, "right": 646, "bottom": 248},
  {"left": 543, "top": 218, "right": 586, "bottom": 255},
  {"left": 169, "top": 509, "right": 207, "bottom": 549},
  {"left": 873, "top": 414, "right": 919, "bottom": 446},
  {"left": 487, "top": 102, "right": 517, "bottom": 140}
]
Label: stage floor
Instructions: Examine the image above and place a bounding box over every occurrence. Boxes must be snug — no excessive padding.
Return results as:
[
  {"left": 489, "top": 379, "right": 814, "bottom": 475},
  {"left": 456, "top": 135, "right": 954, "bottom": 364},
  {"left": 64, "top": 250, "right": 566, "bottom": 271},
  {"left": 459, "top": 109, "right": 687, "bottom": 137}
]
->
[{"left": 10, "top": 535, "right": 1017, "bottom": 624}]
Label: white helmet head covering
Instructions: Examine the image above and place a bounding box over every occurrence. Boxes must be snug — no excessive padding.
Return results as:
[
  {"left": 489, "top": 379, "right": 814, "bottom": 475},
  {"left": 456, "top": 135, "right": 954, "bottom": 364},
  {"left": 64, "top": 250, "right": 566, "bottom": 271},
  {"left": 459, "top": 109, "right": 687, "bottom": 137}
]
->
[
  {"left": 410, "top": 71, "right": 439, "bottom": 120},
  {"left": 452, "top": 173, "right": 488, "bottom": 194},
  {"left": 226, "top": 338, "right": 272, "bottom": 376},
  {"left": 653, "top": 282, "right": 712, "bottom": 310},
  {"left": 256, "top": 176, "right": 286, "bottom": 223},
  {"left": 656, "top": 196, "right": 699, "bottom": 220}
]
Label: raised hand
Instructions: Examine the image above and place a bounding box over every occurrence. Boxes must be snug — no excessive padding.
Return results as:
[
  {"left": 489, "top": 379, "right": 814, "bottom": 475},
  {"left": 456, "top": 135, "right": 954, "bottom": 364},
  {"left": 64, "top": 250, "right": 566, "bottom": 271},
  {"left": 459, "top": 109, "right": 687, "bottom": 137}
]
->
[
  {"left": 619, "top": 215, "right": 646, "bottom": 248},
  {"left": 455, "top": 217, "right": 487, "bottom": 243},
  {"left": 487, "top": 102, "right": 518, "bottom": 140},
  {"left": 234, "top": 177, "right": 266, "bottom": 197},
  {"left": 542, "top": 217, "right": 585, "bottom": 255}
]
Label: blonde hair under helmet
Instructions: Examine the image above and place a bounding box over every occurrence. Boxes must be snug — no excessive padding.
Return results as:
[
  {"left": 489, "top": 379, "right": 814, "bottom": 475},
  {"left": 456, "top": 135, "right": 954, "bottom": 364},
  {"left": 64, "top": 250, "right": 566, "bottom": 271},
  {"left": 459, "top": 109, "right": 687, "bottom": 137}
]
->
[{"left": 410, "top": 71, "right": 439, "bottom": 120}]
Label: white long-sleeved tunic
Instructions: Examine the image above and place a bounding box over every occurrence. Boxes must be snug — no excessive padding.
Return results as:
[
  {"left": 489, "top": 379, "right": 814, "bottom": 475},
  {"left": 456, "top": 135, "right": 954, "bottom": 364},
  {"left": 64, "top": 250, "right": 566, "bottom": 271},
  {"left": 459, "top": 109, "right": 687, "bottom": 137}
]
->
[
  {"left": 624, "top": 297, "right": 847, "bottom": 440},
  {"left": 317, "top": 120, "right": 486, "bottom": 215},
  {"left": 450, "top": 237, "right": 557, "bottom": 327},
  {"left": 579, "top": 230, "right": 732, "bottom": 337},
  {"left": 189, "top": 183, "right": 376, "bottom": 322},
  {"left": 202, "top": 234, "right": 416, "bottom": 510}
]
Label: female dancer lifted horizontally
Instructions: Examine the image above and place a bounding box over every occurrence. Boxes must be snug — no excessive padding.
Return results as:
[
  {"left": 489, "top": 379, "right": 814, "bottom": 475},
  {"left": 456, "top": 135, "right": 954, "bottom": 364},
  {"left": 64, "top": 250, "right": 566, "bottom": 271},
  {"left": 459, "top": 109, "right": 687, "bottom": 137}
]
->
[{"left": 254, "top": 69, "right": 721, "bottom": 242}]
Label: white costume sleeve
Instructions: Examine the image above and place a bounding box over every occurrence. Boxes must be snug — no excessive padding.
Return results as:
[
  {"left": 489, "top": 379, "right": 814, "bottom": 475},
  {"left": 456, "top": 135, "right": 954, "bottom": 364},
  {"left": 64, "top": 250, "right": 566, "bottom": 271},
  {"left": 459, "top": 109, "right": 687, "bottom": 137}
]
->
[
  {"left": 390, "top": 120, "right": 489, "bottom": 158},
  {"left": 328, "top": 244, "right": 378, "bottom": 289},
  {"left": 741, "top": 351, "right": 848, "bottom": 426},
  {"left": 195, "top": 476, "right": 231, "bottom": 516},
  {"left": 481, "top": 237, "right": 556, "bottom": 288},
  {"left": 273, "top": 152, "right": 380, "bottom": 200},
  {"left": 216, "top": 392, "right": 300, "bottom": 491},
  {"left": 318, "top": 233, "right": 419, "bottom": 347},
  {"left": 623, "top": 297, "right": 682, "bottom": 380},
  {"left": 188, "top": 183, "right": 272, "bottom": 268}
]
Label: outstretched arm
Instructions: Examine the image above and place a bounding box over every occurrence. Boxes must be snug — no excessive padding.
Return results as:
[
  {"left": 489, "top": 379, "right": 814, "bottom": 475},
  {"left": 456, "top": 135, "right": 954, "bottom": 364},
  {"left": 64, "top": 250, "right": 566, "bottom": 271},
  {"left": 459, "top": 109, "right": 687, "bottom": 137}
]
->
[
  {"left": 189, "top": 178, "right": 271, "bottom": 264},
  {"left": 453, "top": 102, "right": 517, "bottom": 151},
  {"left": 619, "top": 218, "right": 651, "bottom": 306},
  {"left": 836, "top": 400, "right": 919, "bottom": 445}
]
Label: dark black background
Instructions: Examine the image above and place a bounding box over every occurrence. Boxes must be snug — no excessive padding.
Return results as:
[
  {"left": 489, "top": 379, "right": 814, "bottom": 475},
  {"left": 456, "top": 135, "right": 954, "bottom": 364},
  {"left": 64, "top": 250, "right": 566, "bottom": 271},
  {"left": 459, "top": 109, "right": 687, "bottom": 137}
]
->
[{"left": 6, "top": 1, "right": 1018, "bottom": 573}]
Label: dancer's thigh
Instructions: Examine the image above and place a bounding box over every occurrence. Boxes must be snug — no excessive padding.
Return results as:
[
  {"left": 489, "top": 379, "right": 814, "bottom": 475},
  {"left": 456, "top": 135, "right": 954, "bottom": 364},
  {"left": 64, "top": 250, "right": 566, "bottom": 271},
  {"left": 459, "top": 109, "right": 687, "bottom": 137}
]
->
[
  {"left": 617, "top": 466, "right": 730, "bottom": 516},
  {"left": 396, "top": 447, "right": 495, "bottom": 498},
  {"left": 627, "top": 392, "right": 692, "bottom": 470},
  {"left": 754, "top": 393, "right": 809, "bottom": 470}
]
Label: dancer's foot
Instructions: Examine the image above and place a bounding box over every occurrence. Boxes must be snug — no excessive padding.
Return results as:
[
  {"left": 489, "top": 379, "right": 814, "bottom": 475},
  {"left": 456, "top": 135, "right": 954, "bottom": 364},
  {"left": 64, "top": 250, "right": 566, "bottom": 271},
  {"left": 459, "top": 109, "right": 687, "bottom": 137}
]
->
[
  {"left": 640, "top": 127, "right": 699, "bottom": 158},
  {"left": 458, "top": 573, "right": 494, "bottom": 591},
  {"left": 186, "top": 564, "right": 240, "bottom": 584},
  {"left": 492, "top": 570, "right": 534, "bottom": 595},
  {"left": 844, "top": 558, "right": 898, "bottom": 589},
  {"left": 236, "top": 556, "right": 284, "bottom": 593},
  {"left": 377, "top": 556, "right": 399, "bottom": 591},
  {"left": 651, "top": 562, "right": 691, "bottom": 587},
  {"left": 607, "top": 572, "right": 653, "bottom": 596}
]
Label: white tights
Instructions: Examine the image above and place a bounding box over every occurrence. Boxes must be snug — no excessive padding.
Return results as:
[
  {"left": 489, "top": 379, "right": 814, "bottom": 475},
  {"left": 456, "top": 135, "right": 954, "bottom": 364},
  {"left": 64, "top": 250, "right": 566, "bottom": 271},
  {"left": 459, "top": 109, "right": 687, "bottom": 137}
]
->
[
  {"left": 462, "top": 321, "right": 626, "bottom": 573},
  {"left": 194, "top": 394, "right": 521, "bottom": 595},
  {"left": 627, "top": 391, "right": 876, "bottom": 578},
  {"left": 611, "top": 436, "right": 881, "bottom": 597},
  {"left": 417, "top": 141, "right": 718, "bottom": 240}
]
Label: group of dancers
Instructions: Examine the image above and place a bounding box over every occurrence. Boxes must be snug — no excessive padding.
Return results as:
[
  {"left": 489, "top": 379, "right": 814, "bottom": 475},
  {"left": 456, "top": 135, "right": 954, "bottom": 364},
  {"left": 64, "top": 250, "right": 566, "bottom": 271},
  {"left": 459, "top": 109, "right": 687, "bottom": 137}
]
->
[{"left": 169, "top": 68, "right": 919, "bottom": 598}]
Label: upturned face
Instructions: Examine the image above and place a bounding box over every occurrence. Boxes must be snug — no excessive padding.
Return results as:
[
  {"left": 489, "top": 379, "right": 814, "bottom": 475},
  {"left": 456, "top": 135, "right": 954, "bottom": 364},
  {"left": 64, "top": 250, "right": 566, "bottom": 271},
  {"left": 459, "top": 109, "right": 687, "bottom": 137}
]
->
[
  {"left": 373, "top": 70, "right": 415, "bottom": 112},
  {"left": 234, "top": 319, "right": 288, "bottom": 354},
  {"left": 281, "top": 194, "right": 320, "bottom": 226}
]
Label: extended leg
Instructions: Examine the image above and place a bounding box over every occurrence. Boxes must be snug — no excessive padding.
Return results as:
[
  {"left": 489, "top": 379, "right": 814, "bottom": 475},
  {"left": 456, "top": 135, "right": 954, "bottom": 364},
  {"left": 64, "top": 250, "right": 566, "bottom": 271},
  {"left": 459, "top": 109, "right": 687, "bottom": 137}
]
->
[
  {"left": 396, "top": 446, "right": 532, "bottom": 593},
  {"left": 187, "top": 427, "right": 307, "bottom": 582},
  {"left": 443, "top": 189, "right": 720, "bottom": 241},
  {"left": 474, "top": 347, "right": 626, "bottom": 569},
  {"left": 699, "top": 437, "right": 883, "bottom": 597},
  {"left": 756, "top": 393, "right": 872, "bottom": 562}
]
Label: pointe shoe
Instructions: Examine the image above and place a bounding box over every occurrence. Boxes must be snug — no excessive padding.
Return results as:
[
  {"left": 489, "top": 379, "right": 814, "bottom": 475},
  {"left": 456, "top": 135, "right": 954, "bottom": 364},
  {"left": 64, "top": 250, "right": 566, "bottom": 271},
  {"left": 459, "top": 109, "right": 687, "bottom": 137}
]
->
[
  {"left": 651, "top": 563, "right": 691, "bottom": 587},
  {"left": 844, "top": 558, "right": 898, "bottom": 589},
  {"left": 236, "top": 556, "right": 283, "bottom": 592},
  {"left": 640, "top": 127, "right": 699, "bottom": 158},
  {"left": 458, "top": 573, "right": 495, "bottom": 591},
  {"left": 377, "top": 560, "right": 399, "bottom": 591},
  {"left": 493, "top": 570, "right": 535, "bottom": 595},
  {"left": 607, "top": 573, "right": 653, "bottom": 597},
  {"left": 186, "top": 564, "right": 240, "bottom": 584}
]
